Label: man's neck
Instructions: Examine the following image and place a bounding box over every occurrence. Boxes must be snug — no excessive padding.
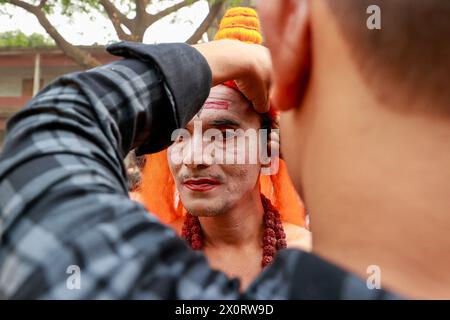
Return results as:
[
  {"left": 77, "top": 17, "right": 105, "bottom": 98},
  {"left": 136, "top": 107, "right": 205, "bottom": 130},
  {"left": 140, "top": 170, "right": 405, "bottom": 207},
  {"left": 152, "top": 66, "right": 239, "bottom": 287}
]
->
[
  {"left": 309, "top": 22, "right": 450, "bottom": 298},
  {"left": 308, "top": 102, "right": 450, "bottom": 299},
  {"left": 199, "top": 191, "right": 264, "bottom": 248},
  {"left": 314, "top": 202, "right": 450, "bottom": 299}
]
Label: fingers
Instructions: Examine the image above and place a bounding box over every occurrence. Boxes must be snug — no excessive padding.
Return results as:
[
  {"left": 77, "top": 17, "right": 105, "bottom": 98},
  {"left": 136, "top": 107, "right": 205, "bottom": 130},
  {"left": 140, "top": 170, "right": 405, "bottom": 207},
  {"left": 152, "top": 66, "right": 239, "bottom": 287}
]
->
[
  {"left": 235, "top": 74, "right": 270, "bottom": 113},
  {"left": 194, "top": 41, "right": 272, "bottom": 114},
  {"left": 194, "top": 40, "right": 272, "bottom": 114},
  {"left": 235, "top": 45, "right": 272, "bottom": 113}
]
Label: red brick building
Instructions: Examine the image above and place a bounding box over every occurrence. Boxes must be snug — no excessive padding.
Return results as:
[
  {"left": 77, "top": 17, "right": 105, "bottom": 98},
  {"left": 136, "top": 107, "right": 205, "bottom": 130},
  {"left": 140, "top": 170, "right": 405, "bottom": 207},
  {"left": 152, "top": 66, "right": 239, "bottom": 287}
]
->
[{"left": 0, "top": 46, "right": 118, "bottom": 148}]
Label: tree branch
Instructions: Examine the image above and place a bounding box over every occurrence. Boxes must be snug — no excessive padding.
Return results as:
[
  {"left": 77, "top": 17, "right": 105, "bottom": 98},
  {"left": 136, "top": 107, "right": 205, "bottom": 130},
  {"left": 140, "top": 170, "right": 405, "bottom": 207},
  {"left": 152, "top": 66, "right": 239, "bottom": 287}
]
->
[
  {"left": 99, "top": 0, "right": 135, "bottom": 41},
  {"left": 153, "top": 0, "right": 200, "bottom": 21},
  {"left": 8, "top": 0, "right": 36, "bottom": 13},
  {"left": 133, "top": 0, "right": 152, "bottom": 41},
  {"left": 186, "top": 0, "right": 226, "bottom": 44},
  {"left": 38, "top": 0, "right": 47, "bottom": 9},
  {"left": 135, "top": 0, "right": 150, "bottom": 16},
  {"left": 99, "top": 0, "right": 132, "bottom": 28},
  {"left": 8, "top": 0, "right": 101, "bottom": 69}
]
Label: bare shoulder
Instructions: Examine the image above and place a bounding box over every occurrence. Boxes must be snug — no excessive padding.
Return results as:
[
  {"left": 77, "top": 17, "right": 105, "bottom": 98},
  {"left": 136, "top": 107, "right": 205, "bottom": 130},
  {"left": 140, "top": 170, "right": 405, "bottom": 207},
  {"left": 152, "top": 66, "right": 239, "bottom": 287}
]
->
[{"left": 283, "top": 222, "right": 312, "bottom": 252}]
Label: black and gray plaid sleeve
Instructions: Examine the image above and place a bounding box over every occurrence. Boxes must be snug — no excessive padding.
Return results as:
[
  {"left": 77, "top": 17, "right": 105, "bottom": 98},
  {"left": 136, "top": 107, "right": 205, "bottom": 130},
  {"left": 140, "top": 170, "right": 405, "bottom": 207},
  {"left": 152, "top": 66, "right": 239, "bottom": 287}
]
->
[{"left": 0, "top": 42, "right": 400, "bottom": 300}]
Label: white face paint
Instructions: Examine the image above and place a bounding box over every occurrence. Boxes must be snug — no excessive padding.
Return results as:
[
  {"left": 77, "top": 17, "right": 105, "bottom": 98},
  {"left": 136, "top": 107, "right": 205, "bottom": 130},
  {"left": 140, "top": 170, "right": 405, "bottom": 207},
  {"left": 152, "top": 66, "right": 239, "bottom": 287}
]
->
[{"left": 168, "top": 85, "right": 270, "bottom": 216}]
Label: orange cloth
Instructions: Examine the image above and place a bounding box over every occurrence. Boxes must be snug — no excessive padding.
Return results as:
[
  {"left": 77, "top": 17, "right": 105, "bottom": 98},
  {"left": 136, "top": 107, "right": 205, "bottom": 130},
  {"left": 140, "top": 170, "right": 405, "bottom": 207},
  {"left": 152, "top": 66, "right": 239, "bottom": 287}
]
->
[{"left": 138, "top": 7, "right": 306, "bottom": 228}]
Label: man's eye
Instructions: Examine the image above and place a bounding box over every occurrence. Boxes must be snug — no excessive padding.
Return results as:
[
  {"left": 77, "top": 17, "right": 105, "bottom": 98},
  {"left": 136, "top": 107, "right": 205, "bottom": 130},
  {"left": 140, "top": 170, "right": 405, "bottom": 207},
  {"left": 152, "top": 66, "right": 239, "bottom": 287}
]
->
[{"left": 175, "top": 135, "right": 185, "bottom": 143}]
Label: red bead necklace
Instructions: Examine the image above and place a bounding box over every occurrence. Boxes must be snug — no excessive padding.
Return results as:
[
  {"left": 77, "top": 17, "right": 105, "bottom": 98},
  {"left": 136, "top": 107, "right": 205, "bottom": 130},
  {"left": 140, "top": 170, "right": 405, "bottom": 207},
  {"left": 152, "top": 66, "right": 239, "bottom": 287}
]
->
[{"left": 181, "top": 194, "right": 287, "bottom": 268}]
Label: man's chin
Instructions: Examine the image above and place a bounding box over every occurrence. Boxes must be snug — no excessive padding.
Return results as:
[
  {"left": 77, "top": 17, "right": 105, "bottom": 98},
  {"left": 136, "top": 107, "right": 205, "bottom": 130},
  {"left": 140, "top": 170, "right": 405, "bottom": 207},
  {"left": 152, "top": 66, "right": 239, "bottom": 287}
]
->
[{"left": 182, "top": 199, "right": 227, "bottom": 217}]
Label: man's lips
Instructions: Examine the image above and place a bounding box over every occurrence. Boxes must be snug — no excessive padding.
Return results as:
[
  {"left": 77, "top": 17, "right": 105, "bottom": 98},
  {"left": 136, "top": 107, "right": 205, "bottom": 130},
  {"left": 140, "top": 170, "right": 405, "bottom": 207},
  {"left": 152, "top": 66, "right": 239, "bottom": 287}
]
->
[{"left": 183, "top": 178, "right": 220, "bottom": 192}]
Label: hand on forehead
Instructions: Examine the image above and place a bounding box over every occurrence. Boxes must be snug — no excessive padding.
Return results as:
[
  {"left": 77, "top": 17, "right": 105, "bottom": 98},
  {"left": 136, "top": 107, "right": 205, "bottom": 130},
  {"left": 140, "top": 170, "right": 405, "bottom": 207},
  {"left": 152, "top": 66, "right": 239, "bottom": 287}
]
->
[{"left": 198, "top": 85, "right": 258, "bottom": 125}]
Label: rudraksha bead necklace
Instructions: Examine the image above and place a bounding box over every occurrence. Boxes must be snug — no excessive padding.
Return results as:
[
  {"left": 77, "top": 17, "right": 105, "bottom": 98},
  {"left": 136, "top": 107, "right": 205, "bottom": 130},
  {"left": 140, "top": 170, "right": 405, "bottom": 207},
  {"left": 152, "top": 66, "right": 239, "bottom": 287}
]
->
[{"left": 181, "top": 194, "right": 287, "bottom": 268}]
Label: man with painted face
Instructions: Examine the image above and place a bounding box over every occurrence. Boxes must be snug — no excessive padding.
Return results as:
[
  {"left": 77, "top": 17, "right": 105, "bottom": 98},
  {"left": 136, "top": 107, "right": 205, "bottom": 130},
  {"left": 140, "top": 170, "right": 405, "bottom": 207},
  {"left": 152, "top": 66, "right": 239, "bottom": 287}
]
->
[
  {"left": 139, "top": 85, "right": 311, "bottom": 290},
  {"left": 137, "top": 8, "right": 311, "bottom": 291}
]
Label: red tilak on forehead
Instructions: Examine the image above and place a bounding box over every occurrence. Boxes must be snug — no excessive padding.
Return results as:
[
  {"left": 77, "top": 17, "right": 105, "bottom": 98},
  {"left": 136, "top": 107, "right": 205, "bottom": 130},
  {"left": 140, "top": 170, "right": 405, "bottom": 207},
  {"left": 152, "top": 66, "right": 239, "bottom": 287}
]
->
[{"left": 203, "top": 100, "right": 230, "bottom": 110}]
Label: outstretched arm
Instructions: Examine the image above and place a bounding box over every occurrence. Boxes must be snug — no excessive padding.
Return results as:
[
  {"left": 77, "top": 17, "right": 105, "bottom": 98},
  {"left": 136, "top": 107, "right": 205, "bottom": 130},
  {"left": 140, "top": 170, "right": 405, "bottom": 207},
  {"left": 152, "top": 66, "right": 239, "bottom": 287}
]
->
[{"left": 0, "top": 41, "right": 271, "bottom": 299}]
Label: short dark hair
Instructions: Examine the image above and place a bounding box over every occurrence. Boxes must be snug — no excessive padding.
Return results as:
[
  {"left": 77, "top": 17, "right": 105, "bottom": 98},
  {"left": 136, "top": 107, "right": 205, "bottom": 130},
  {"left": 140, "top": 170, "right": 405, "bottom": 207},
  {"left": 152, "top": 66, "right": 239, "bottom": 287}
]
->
[{"left": 326, "top": 0, "right": 450, "bottom": 115}]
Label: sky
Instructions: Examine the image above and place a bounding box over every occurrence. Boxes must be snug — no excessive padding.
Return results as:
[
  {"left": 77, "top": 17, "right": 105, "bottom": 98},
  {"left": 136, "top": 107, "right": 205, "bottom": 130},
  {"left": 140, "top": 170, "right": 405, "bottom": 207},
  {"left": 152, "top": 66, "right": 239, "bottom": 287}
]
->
[{"left": 0, "top": 0, "right": 210, "bottom": 45}]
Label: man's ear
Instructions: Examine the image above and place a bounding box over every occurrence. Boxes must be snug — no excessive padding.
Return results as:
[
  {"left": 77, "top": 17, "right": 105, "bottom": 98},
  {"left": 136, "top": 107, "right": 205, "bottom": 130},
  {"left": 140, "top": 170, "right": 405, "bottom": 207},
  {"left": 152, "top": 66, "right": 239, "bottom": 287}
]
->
[
  {"left": 260, "top": 157, "right": 279, "bottom": 176},
  {"left": 257, "top": 0, "right": 312, "bottom": 111},
  {"left": 260, "top": 131, "right": 280, "bottom": 176}
]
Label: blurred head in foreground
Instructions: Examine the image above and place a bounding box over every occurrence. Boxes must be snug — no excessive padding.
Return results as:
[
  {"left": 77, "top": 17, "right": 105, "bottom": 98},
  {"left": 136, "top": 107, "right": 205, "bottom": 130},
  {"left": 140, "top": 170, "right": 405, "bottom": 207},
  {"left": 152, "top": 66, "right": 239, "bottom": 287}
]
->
[{"left": 257, "top": 0, "right": 450, "bottom": 298}]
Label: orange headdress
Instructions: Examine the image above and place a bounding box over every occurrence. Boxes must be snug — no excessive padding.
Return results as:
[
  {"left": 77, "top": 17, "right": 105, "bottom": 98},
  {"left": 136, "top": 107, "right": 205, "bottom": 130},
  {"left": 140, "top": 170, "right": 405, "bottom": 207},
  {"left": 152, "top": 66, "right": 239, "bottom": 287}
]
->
[{"left": 138, "top": 7, "right": 306, "bottom": 229}]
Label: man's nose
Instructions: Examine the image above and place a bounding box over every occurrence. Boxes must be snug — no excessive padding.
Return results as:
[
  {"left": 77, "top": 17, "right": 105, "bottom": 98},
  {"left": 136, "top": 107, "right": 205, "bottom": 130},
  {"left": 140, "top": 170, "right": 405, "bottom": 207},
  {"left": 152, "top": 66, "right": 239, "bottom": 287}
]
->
[{"left": 183, "top": 133, "right": 211, "bottom": 169}]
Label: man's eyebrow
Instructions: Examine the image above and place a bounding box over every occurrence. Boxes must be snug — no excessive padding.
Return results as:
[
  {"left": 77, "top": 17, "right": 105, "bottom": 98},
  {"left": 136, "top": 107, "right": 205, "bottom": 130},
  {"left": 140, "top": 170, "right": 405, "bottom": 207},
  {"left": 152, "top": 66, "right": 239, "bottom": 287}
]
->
[{"left": 208, "top": 118, "right": 241, "bottom": 127}]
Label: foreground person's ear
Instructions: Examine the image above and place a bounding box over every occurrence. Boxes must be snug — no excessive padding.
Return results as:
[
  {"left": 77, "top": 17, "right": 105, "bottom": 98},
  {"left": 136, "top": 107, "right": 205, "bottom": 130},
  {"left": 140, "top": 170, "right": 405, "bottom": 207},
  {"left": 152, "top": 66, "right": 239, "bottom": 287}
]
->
[{"left": 257, "top": 0, "right": 312, "bottom": 111}]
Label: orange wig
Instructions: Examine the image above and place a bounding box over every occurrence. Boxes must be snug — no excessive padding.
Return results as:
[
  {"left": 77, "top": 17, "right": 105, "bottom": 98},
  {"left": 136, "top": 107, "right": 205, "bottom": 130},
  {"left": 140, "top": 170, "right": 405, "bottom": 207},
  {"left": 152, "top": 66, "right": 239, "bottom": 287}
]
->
[{"left": 138, "top": 7, "right": 306, "bottom": 229}]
